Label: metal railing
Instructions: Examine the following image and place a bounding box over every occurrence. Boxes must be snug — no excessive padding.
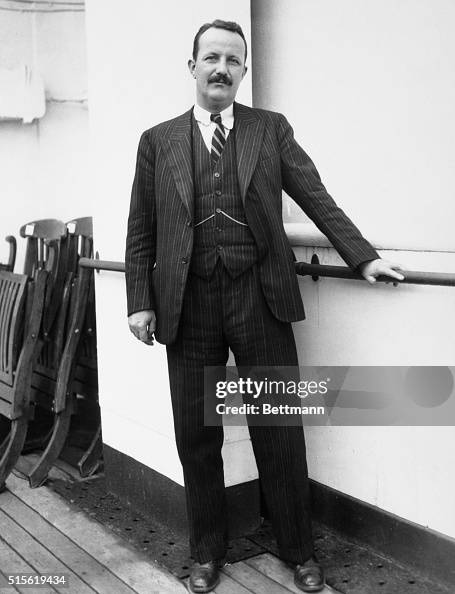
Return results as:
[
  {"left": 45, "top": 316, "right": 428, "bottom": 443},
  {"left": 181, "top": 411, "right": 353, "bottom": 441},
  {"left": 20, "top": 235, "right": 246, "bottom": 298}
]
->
[
  {"left": 78, "top": 256, "right": 455, "bottom": 287},
  {"left": 79, "top": 257, "right": 125, "bottom": 273},
  {"left": 295, "top": 258, "right": 455, "bottom": 287}
]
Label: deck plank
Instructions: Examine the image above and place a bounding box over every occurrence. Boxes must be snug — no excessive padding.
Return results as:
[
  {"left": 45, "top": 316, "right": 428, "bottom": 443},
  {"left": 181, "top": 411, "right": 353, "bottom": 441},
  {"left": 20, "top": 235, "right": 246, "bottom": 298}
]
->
[
  {"left": 213, "top": 574, "right": 253, "bottom": 594},
  {"left": 212, "top": 571, "right": 254, "bottom": 594},
  {"left": 245, "top": 553, "right": 340, "bottom": 594},
  {"left": 223, "top": 560, "right": 293, "bottom": 592},
  {"left": 1, "top": 491, "right": 137, "bottom": 594},
  {"left": 0, "top": 510, "right": 95, "bottom": 594},
  {"left": 5, "top": 474, "right": 187, "bottom": 594},
  {"left": 0, "top": 537, "right": 50, "bottom": 594}
]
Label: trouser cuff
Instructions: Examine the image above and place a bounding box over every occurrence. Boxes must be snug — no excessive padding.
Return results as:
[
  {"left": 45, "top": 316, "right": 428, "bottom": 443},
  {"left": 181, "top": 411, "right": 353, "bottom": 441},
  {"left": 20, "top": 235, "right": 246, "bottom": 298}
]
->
[{"left": 278, "top": 544, "right": 314, "bottom": 566}]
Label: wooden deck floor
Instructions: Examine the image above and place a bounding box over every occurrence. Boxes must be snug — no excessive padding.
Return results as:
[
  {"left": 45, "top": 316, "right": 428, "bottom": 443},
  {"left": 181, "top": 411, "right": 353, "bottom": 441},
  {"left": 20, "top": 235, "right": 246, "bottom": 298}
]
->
[{"left": 0, "top": 464, "right": 338, "bottom": 594}]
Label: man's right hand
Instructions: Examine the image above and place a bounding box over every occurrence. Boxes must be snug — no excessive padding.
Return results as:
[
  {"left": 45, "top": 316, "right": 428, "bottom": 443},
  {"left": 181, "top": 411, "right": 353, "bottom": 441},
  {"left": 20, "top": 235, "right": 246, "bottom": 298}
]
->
[{"left": 128, "top": 310, "right": 156, "bottom": 346}]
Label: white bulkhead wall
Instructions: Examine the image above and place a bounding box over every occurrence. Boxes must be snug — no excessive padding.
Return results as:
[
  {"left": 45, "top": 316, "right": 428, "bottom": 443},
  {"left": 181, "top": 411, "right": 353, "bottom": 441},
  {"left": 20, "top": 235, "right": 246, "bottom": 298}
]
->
[{"left": 251, "top": 0, "right": 455, "bottom": 539}]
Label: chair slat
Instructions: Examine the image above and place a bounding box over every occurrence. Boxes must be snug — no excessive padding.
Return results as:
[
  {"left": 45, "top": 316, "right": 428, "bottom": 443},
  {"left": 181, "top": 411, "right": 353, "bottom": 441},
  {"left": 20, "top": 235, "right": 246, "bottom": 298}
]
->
[
  {"left": 1, "top": 281, "right": 18, "bottom": 378},
  {"left": 0, "top": 273, "right": 27, "bottom": 386},
  {"left": 0, "top": 277, "right": 9, "bottom": 373}
]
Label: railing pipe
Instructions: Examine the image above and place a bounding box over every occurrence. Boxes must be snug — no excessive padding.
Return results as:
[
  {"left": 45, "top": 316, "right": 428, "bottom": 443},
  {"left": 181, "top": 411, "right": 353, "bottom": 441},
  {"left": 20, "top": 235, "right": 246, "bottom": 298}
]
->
[
  {"left": 79, "top": 257, "right": 125, "bottom": 273},
  {"left": 78, "top": 257, "right": 455, "bottom": 287},
  {"left": 295, "top": 262, "right": 455, "bottom": 287}
]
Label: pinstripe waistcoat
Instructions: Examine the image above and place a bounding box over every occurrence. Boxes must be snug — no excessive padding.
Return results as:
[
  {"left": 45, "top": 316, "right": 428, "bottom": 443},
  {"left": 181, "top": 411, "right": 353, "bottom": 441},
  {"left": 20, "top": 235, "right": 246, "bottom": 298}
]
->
[
  {"left": 191, "top": 115, "right": 258, "bottom": 279},
  {"left": 125, "top": 102, "right": 379, "bottom": 345}
]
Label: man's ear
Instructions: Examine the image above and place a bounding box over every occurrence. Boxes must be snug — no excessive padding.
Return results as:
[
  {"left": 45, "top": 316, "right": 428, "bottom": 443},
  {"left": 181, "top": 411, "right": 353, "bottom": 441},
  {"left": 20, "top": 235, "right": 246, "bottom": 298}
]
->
[
  {"left": 242, "top": 65, "right": 248, "bottom": 79},
  {"left": 188, "top": 59, "right": 196, "bottom": 78}
]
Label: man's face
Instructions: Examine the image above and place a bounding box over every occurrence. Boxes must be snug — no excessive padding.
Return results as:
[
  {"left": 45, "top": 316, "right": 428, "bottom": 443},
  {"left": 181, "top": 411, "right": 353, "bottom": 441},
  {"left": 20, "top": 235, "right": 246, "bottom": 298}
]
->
[{"left": 188, "top": 27, "right": 247, "bottom": 112}]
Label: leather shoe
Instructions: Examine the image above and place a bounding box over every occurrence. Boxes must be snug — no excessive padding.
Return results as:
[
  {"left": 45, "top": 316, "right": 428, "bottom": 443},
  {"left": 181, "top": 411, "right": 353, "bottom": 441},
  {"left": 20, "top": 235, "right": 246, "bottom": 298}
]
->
[
  {"left": 189, "top": 560, "right": 220, "bottom": 593},
  {"left": 294, "top": 558, "right": 325, "bottom": 592}
]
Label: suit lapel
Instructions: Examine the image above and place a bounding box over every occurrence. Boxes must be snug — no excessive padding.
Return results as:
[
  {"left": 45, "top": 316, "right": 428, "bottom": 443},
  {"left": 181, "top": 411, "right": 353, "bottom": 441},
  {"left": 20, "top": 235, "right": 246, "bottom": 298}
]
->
[
  {"left": 234, "top": 102, "right": 265, "bottom": 203},
  {"left": 162, "top": 108, "right": 194, "bottom": 217}
]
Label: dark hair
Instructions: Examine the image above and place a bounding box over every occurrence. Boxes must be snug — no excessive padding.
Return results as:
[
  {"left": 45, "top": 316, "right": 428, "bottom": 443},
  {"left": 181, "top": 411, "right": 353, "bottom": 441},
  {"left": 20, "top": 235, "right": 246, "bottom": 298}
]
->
[{"left": 192, "top": 20, "right": 247, "bottom": 62}]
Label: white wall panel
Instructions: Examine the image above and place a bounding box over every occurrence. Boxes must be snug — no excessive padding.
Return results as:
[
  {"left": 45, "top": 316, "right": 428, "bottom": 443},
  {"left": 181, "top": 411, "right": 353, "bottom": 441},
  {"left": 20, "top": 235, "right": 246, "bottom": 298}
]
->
[{"left": 251, "top": 0, "right": 455, "bottom": 538}]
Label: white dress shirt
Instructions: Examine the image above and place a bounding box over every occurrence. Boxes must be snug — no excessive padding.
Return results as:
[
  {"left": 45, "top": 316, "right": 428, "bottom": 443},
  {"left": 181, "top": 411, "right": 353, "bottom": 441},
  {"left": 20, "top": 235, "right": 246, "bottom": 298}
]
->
[{"left": 193, "top": 103, "right": 234, "bottom": 153}]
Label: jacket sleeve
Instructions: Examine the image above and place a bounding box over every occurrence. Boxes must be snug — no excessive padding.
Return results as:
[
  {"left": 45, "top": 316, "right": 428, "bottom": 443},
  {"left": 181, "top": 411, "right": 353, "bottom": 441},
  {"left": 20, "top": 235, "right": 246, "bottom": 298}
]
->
[
  {"left": 125, "top": 129, "right": 157, "bottom": 316},
  {"left": 277, "top": 113, "right": 379, "bottom": 270}
]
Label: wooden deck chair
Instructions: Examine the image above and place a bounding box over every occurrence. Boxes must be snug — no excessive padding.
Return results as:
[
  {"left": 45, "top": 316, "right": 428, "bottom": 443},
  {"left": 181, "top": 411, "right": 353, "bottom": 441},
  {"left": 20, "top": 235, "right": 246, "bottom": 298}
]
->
[
  {"left": 0, "top": 267, "right": 48, "bottom": 491},
  {"left": 0, "top": 220, "right": 66, "bottom": 464},
  {"left": 26, "top": 217, "right": 101, "bottom": 487},
  {"left": 17, "top": 220, "right": 69, "bottom": 455},
  {"left": 64, "top": 217, "right": 101, "bottom": 477},
  {"left": 0, "top": 236, "right": 17, "bottom": 273}
]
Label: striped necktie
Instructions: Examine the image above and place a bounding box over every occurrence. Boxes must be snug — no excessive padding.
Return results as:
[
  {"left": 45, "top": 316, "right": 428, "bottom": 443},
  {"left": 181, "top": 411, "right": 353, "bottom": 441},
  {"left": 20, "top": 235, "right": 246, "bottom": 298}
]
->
[{"left": 210, "top": 112, "right": 226, "bottom": 163}]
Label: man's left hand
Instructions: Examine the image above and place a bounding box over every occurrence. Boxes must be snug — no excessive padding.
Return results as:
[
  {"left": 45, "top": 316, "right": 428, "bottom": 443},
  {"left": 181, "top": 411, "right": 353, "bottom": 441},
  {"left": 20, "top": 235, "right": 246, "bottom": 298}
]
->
[{"left": 359, "top": 258, "right": 405, "bottom": 285}]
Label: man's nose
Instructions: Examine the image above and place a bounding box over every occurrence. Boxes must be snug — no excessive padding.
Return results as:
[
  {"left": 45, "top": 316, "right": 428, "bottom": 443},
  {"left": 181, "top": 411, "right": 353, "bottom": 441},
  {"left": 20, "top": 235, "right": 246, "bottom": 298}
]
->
[{"left": 215, "top": 58, "right": 228, "bottom": 74}]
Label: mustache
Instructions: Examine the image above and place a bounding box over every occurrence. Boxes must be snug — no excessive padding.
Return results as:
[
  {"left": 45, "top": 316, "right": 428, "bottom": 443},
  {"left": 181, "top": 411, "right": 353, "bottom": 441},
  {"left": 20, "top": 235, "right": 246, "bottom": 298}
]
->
[{"left": 208, "top": 73, "right": 232, "bottom": 86}]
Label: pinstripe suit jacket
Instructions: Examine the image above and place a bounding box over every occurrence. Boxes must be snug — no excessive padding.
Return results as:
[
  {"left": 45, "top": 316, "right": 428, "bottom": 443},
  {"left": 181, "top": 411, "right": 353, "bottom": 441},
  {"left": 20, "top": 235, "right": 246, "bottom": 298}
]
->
[{"left": 125, "top": 102, "right": 379, "bottom": 345}]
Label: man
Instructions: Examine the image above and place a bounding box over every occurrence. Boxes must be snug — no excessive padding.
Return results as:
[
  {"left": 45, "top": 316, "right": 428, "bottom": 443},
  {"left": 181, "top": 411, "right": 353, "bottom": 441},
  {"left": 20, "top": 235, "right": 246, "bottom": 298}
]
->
[{"left": 126, "top": 20, "right": 404, "bottom": 593}]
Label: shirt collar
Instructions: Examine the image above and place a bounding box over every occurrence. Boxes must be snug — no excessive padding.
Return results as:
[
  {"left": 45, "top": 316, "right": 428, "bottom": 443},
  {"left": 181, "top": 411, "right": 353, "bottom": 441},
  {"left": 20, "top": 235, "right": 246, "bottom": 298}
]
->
[{"left": 193, "top": 103, "right": 234, "bottom": 130}]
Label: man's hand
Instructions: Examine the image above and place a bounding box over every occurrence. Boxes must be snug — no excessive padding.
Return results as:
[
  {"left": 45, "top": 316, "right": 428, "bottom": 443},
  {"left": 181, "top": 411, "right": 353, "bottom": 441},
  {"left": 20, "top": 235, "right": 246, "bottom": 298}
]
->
[
  {"left": 128, "top": 310, "right": 156, "bottom": 345},
  {"left": 359, "top": 258, "right": 405, "bottom": 285}
]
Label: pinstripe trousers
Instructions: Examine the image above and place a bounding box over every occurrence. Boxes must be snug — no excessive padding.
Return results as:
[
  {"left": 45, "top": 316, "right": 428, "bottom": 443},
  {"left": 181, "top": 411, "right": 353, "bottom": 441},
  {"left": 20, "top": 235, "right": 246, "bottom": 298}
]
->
[{"left": 166, "top": 261, "right": 314, "bottom": 564}]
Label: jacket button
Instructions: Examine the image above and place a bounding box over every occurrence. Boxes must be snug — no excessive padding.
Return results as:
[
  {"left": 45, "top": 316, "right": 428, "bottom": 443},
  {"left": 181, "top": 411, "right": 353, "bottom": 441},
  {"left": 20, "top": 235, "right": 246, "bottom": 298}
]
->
[
  {"left": 215, "top": 190, "right": 222, "bottom": 196},
  {"left": 186, "top": 220, "right": 192, "bottom": 227},
  {"left": 216, "top": 208, "right": 221, "bottom": 213},
  {"left": 182, "top": 257, "right": 188, "bottom": 264},
  {"left": 216, "top": 245, "right": 223, "bottom": 252},
  {"left": 214, "top": 172, "right": 220, "bottom": 178}
]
